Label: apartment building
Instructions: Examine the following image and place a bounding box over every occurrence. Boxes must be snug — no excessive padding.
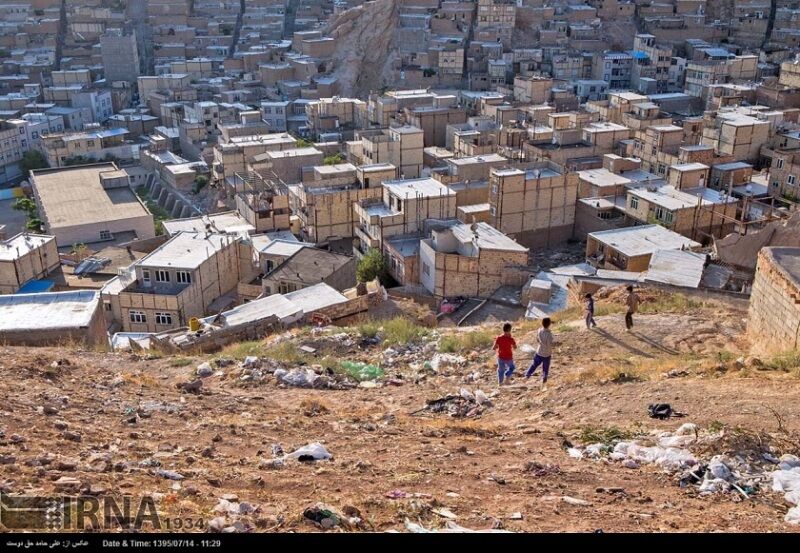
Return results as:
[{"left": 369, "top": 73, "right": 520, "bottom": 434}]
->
[
  {"left": 349, "top": 125, "right": 424, "bottom": 178},
  {"left": 305, "top": 97, "right": 367, "bottom": 140},
  {"left": 0, "top": 233, "right": 59, "bottom": 295},
  {"left": 40, "top": 127, "right": 134, "bottom": 168},
  {"left": 102, "top": 231, "right": 242, "bottom": 333},
  {"left": 488, "top": 163, "right": 579, "bottom": 248},
  {"left": 0, "top": 118, "right": 28, "bottom": 183},
  {"left": 288, "top": 163, "right": 393, "bottom": 245},
  {"left": 419, "top": 222, "right": 529, "bottom": 298},
  {"left": 30, "top": 164, "right": 155, "bottom": 248},
  {"left": 100, "top": 29, "right": 140, "bottom": 84},
  {"left": 354, "top": 177, "right": 457, "bottom": 254}
]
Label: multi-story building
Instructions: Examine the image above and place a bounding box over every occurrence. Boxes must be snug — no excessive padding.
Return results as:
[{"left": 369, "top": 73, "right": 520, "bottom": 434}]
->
[
  {"left": 102, "top": 231, "right": 242, "bottom": 333},
  {"left": 419, "top": 222, "right": 529, "bottom": 298},
  {"left": 354, "top": 177, "right": 457, "bottom": 254},
  {"left": 489, "top": 163, "right": 580, "bottom": 248},
  {"left": 30, "top": 163, "right": 155, "bottom": 248},
  {"left": 40, "top": 128, "right": 135, "bottom": 168},
  {"left": 0, "top": 233, "right": 60, "bottom": 295},
  {"left": 100, "top": 30, "right": 141, "bottom": 85}
]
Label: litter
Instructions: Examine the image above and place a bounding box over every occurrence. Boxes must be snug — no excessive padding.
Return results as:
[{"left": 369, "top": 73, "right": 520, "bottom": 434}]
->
[
  {"left": 283, "top": 442, "right": 332, "bottom": 462},
  {"left": 561, "top": 496, "right": 591, "bottom": 506},
  {"left": 404, "top": 519, "right": 512, "bottom": 533},
  {"left": 340, "top": 360, "right": 384, "bottom": 381},
  {"left": 417, "top": 391, "right": 489, "bottom": 418},
  {"left": 429, "top": 354, "right": 466, "bottom": 371},
  {"left": 432, "top": 507, "right": 458, "bottom": 520}
]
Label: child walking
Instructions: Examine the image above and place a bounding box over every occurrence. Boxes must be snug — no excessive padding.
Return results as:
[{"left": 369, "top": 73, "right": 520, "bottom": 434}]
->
[
  {"left": 493, "top": 322, "right": 517, "bottom": 385},
  {"left": 526, "top": 318, "right": 555, "bottom": 386},
  {"left": 584, "top": 293, "right": 597, "bottom": 329}
]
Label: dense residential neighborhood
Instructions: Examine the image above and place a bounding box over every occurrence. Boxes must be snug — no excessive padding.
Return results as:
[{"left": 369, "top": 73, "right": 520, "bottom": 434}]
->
[{"left": 1, "top": 0, "right": 800, "bottom": 537}]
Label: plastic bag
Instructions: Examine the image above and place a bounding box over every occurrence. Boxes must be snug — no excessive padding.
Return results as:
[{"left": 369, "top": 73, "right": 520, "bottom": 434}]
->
[
  {"left": 284, "top": 442, "right": 332, "bottom": 462},
  {"left": 340, "top": 360, "right": 384, "bottom": 381}
]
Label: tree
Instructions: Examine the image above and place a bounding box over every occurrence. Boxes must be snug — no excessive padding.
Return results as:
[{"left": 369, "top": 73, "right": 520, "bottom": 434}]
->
[
  {"left": 295, "top": 138, "right": 313, "bottom": 147},
  {"left": 193, "top": 175, "right": 209, "bottom": 194},
  {"left": 356, "top": 248, "right": 389, "bottom": 285},
  {"left": 26, "top": 218, "right": 43, "bottom": 232},
  {"left": 12, "top": 198, "right": 37, "bottom": 215},
  {"left": 20, "top": 150, "right": 49, "bottom": 173},
  {"left": 71, "top": 243, "right": 90, "bottom": 261},
  {"left": 323, "top": 153, "right": 345, "bottom": 165}
]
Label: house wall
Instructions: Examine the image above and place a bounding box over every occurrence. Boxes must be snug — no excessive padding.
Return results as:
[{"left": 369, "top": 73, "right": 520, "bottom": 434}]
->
[
  {"left": 0, "top": 238, "right": 59, "bottom": 294},
  {"left": 489, "top": 169, "right": 579, "bottom": 248},
  {"left": 747, "top": 248, "right": 800, "bottom": 354},
  {"left": 48, "top": 214, "right": 156, "bottom": 248},
  {"left": 0, "top": 305, "right": 106, "bottom": 347}
]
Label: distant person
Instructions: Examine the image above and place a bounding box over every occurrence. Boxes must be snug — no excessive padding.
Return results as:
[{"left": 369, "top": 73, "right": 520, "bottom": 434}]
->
[
  {"left": 625, "top": 285, "right": 639, "bottom": 331},
  {"left": 493, "top": 322, "right": 517, "bottom": 385},
  {"left": 584, "top": 293, "right": 597, "bottom": 329},
  {"left": 525, "top": 317, "right": 555, "bottom": 387}
]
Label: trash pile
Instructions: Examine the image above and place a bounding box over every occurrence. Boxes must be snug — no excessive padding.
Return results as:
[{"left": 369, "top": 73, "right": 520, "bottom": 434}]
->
[
  {"left": 303, "top": 503, "right": 363, "bottom": 530},
  {"left": 273, "top": 367, "right": 357, "bottom": 389},
  {"left": 420, "top": 388, "right": 492, "bottom": 418},
  {"left": 568, "top": 422, "right": 800, "bottom": 524},
  {"left": 208, "top": 495, "right": 260, "bottom": 533}
]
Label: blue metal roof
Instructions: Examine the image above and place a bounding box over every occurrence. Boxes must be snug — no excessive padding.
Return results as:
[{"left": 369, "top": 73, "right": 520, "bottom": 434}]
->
[
  {"left": 630, "top": 51, "right": 649, "bottom": 60},
  {"left": 16, "top": 280, "right": 54, "bottom": 294}
]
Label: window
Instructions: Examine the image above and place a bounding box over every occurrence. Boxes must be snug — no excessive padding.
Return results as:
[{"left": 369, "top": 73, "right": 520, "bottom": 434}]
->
[
  {"left": 155, "top": 312, "right": 173, "bottom": 326},
  {"left": 777, "top": 158, "right": 784, "bottom": 169},
  {"left": 263, "top": 107, "right": 272, "bottom": 114},
  {"left": 99, "top": 230, "right": 112, "bottom": 240},
  {"left": 176, "top": 271, "right": 191, "bottom": 284},
  {"left": 129, "top": 310, "right": 146, "bottom": 324},
  {"left": 422, "top": 262, "right": 431, "bottom": 276},
  {"left": 142, "top": 269, "right": 151, "bottom": 285},
  {"left": 789, "top": 175, "right": 797, "bottom": 186},
  {"left": 630, "top": 196, "right": 639, "bottom": 209},
  {"left": 155, "top": 269, "right": 170, "bottom": 282},
  {"left": 87, "top": 140, "right": 95, "bottom": 147},
  {"left": 104, "top": 302, "right": 111, "bottom": 312}
]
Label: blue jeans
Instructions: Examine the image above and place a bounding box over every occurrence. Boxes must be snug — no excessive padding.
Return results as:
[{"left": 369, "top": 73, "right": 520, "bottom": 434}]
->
[
  {"left": 526, "top": 354, "right": 551, "bottom": 382},
  {"left": 497, "top": 358, "right": 516, "bottom": 383}
]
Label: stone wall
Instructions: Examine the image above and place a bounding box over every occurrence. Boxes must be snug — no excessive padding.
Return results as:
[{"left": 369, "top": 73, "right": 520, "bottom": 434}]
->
[{"left": 747, "top": 247, "right": 800, "bottom": 355}]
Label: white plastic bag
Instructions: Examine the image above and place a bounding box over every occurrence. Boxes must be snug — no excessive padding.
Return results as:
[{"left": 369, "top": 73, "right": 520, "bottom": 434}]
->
[{"left": 284, "top": 442, "right": 332, "bottom": 461}]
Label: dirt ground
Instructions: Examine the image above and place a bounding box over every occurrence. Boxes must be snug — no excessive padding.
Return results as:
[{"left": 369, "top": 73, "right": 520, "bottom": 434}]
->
[{"left": 1, "top": 292, "right": 799, "bottom": 533}]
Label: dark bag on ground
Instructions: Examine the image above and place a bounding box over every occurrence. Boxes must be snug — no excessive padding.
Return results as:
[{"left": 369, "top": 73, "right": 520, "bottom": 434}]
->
[{"left": 648, "top": 403, "right": 673, "bottom": 420}]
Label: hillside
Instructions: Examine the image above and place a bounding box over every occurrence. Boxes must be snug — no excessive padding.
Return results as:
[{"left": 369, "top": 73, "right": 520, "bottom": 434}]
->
[
  {"left": 326, "top": 0, "right": 400, "bottom": 97},
  {"left": 1, "top": 288, "right": 800, "bottom": 532}
]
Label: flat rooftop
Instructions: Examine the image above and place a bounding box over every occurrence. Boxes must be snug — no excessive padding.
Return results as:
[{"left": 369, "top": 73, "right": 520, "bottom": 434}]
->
[
  {"left": 31, "top": 164, "right": 151, "bottom": 230},
  {"left": 577, "top": 168, "right": 631, "bottom": 188},
  {"left": 589, "top": 224, "right": 701, "bottom": 257},
  {"left": 0, "top": 290, "right": 99, "bottom": 332},
  {"left": 162, "top": 212, "right": 255, "bottom": 236},
  {"left": 629, "top": 184, "right": 736, "bottom": 210},
  {"left": 384, "top": 177, "right": 455, "bottom": 198},
  {"left": 0, "top": 233, "right": 54, "bottom": 261},
  {"left": 139, "top": 232, "right": 236, "bottom": 270},
  {"left": 451, "top": 222, "right": 527, "bottom": 253},
  {"left": 448, "top": 153, "right": 506, "bottom": 166},
  {"left": 767, "top": 247, "right": 800, "bottom": 287}
]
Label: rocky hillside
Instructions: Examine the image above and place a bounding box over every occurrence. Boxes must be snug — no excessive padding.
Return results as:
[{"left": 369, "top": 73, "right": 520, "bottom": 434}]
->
[
  {"left": 326, "top": 0, "right": 400, "bottom": 97},
  {"left": 1, "top": 288, "right": 800, "bottom": 532}
]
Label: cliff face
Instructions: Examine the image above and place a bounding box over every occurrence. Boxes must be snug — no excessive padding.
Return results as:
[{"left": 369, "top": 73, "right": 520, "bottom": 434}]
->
[{"left": 326, "top": 0, "right": 400, "bottom": 98}]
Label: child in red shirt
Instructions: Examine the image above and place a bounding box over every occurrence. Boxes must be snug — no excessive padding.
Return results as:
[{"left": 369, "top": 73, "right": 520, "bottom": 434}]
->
[{"left": 493, "top": 322, "right": 517, "bottom": 385}]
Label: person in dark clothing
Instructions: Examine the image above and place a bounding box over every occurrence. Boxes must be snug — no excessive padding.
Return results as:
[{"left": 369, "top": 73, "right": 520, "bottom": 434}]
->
[
  {"left": 584, "top": 293, "right": 597, "bottom": 329},
  {"left": 625, "top": 285, "right": 639, "bottom": 331}
]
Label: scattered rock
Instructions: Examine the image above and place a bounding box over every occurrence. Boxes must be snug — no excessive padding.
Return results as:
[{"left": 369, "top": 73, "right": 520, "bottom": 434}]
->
[
  {"left": 177, "top": 379, "right": 203, "bottom": 394},
  {"left": 62, "top": 431, "right": 81, "bottom": 442}
]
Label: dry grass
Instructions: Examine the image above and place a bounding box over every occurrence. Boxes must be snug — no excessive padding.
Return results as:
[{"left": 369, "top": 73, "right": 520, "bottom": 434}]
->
[
  {"left": 438, "top": 329, "right": 494, "bottom": 353},
  {"left": 168, "top": 357, "right": 194, "bottom": 367},
  {"left": 300, "top": 397, "right": 330, "bottom": 417},
  {"left": 578, "top": 424, "right": 643, "bottom": 445},
  {"left": 219, "top": 340, "right": 266, "bottom": 359},
  {"left": 382, "top": 316, "right": 427, "bottom": 345}
]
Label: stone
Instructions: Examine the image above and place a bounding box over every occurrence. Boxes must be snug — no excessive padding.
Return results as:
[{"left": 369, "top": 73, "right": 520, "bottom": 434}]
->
[
  {"left": 62, "top": 431, "right": 82, "bottom": 442},
  {"left": 54, "top": 476, "right": 82, "bottom": 491},
  {"left": 42, "top": 405, "right": 59, "bottom": 416},
  {"left": 0, "top": 455, "right": 16, "bottom": 465},
  {"left": 54, "top": 420, "right": 69, "bottom": 430},
  {"left": 177, "top": 379, "right": 203, "bottom": 393}
]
